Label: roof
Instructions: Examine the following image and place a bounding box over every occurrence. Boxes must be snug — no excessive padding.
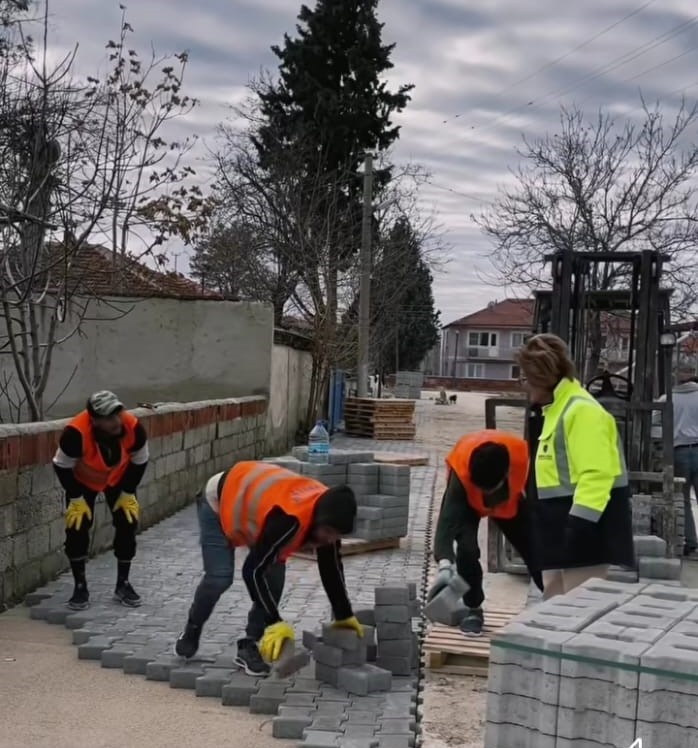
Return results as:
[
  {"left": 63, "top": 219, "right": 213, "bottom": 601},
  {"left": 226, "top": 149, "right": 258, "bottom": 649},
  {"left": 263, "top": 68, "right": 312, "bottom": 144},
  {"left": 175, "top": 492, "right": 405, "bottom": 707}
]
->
[
  {"left": 46, "top": 244, "right": 223, "bottom": 300},
  {"left": 444, "top": 299, "right": 535, "bottom": 330}
]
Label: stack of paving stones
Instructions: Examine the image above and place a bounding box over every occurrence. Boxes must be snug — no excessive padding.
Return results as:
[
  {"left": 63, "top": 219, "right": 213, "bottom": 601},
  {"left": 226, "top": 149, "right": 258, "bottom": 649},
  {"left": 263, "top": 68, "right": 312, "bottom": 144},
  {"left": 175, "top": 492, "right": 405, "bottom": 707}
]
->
[
  {"left": 631, "top": 490, "right": 685, "bottom": 558},
  {"left": 486, "top": 577, "right": 698, "bottom": 748},
  {"left": 374, "top": 585, "right": 420, "bottom": 676},
  {"left": 265, "top": 449, "right": 412, "bottom": 543}
]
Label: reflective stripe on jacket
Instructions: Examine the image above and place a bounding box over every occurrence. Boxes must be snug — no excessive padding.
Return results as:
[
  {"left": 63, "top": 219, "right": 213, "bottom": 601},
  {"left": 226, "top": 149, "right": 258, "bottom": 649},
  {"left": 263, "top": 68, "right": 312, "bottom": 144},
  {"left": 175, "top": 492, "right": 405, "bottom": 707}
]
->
[
  {"left": 536, "top": 379, "right": 628, "bottom": 522},
  {"left": 533, "top": 377, "right": 635, "bottom": 570},
  {"left": 446, "top": 429, "right": 529, "bottom": 520},
  {"left": 219, "top": 461, "right": 324, "bottom": 560},
  {"left": 69, "top": 410, "right": 138, "bottom": 492}
]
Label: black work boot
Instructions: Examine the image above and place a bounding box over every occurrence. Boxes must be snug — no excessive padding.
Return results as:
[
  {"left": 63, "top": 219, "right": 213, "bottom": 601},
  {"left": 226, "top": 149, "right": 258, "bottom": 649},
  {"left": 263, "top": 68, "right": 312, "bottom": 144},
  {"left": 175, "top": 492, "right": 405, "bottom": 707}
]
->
[
  {"left": 459, "top": 607, "right": 484, "bottom": 637},
  {"left": 235, "top": 638, "right": 270, "bottom": 677},
  {"left": 175, "top": 621, "right": 202, "bottom": 659},
  {"left": 67, "top": 582, "right": 90, "bottom": 611},
  {"left": 113, "top": 580, "right": 142, "bottom": 607}
]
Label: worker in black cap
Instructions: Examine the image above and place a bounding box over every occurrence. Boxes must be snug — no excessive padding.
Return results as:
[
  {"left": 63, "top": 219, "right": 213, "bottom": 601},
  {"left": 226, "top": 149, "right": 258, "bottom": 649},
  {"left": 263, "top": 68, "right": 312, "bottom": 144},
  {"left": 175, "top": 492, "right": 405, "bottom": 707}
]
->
[
  {"left": 428, "top": 430, "right": 542, "bottom": 636},
  {"left": 175, "top": 461, "right": 361, "bottom": 676}
]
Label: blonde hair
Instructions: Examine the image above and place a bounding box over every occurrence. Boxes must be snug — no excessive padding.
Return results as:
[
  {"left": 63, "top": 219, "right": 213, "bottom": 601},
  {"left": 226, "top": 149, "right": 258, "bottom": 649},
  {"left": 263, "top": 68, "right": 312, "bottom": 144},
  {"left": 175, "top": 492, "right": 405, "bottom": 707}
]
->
[{"left": 516, "top": 333, "right": 576, "bottom": 391}]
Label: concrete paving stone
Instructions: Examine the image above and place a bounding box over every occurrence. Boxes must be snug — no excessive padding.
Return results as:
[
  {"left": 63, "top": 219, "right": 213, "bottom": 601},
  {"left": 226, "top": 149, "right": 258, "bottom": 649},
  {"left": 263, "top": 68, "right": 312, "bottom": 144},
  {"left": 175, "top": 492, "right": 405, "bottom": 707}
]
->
[
  {"left": 77, "top": 636, "right": 119, "bottom": 660},
  {"left": 23, "top": 590, "right": 53, "bottom": 606},
  {"left": 606, "top": 568, "right": 639, "bottom": 583},
  {"left": 361, "top": 495, "right": 407, "bottom": 509},
  {"left": 376, "top": 622, "right": 413, "bottom": 640},
  {"left": 638, "top": 556, "right": 681, "bottom": 580},
  {"left": 636, "top": 719, "right": 696, "bottom": 746},
  {"left": 423, "top": 585, "right": 467, "bottom": 627},
  {"left": 169, "top": 662, "right": 207, "bottom": 689},
  {"left": 145, "top": 655, "right": 183, "bottom": 682},
  {"left": 378, "top": 717, "right": 416, "bottom": 732},
  {"left": 375, "top": 656, "right": 412, "bottom": 676},
  {"left": 72, "top": 628, "right": 100, "bottom": 645},
  {"left": 638, "top": 583, "right": 698, "bottom": 603},
  {"left": 356, "top": 507, "right": 383, "bottom": 521},
  {"left": 377, "top": 465, "right": 410, "bottom": 481},
  {"left": 367, "top": 738, "right": 411, "bottom": 748},
  {"left": 299, "top": 730, "right": 342, "bottom": 747},
  {"left": 315, "top": 662, "right": 340, "bottom": 688},
  {"left": 100, "top": 645, "right": 135, "bottom": 669},
  {"left": 289, "top": 677, "right": 323, "bottom": 694},
  {"left": 341, "top": 725, "right": 376, "bottom": 738},
  {"left": 344, "top": 709, "right": 381, "bottom": 724},
  {"left": 557, "top": 707, "right": 637, "bottom": 746},
  {"left": 273, "top": 714, "right": 314, "bottom": 739},
  {"left": 286, "top": 693, "right": 320, "bottom": 707},
  {"left": 194, "top": 668, "right": 237, "bottom": 697},
  {"left": 639, "top": 577, "right": 681, "bottom": 586},
  {"left": 380, "top": 507, "right": 410, "bottom": 520},
  {"left": 322, "top": 625, "right": 362, "bottom": 651},
  {"left": 318, "top": 686, "right": 351, "bottom": 700},
  {"left": 381, "top": 690, "right": 418, "bottom": 711},
  {"left": 122, "top": 647, "right": 167, "bottom": 675},
  {"left": 336, "top": 739, "right": 378, "bottom": 748},
  {"left": 347, "top": 463, "right": 379, "bottom": 478},
  {"left": 220, "top": 676, "right": 261, "bottom": 706},
  {"left": 314, "top": 700, "right": 350, "bottom": 715},
  {"left": 575, "top": 578, "right": 648, "bottom": 598},
  {"left": 377, "top": 640, "right": 413, "bottom": 659},
  {"left": 314, "top": 643, "right": 349, "bottom": 667},
  {"left": 634, "top": 534, "right": 667, "bottom": 557},
  {"left": 303, "top": 630, "right": 320, "bottom": 650},
  {"left": 374, "top": 605, "right": 410, "bottom": 624},
  {"left": 513, "top": 602, "right": 612, "bottom": 633},
  {"left": 310, "top": 715, "right": 346, "bottom": 731}
]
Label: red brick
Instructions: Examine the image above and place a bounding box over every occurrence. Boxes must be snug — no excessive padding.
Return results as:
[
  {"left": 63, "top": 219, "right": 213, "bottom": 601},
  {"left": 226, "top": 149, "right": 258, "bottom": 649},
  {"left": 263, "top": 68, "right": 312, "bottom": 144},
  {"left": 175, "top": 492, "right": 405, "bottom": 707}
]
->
[
  {"left": 0, "top": 435, "right": 21, "bottom": 470},
  {"left": 18, "top": 434, "right": 38, "bottom": 467}
]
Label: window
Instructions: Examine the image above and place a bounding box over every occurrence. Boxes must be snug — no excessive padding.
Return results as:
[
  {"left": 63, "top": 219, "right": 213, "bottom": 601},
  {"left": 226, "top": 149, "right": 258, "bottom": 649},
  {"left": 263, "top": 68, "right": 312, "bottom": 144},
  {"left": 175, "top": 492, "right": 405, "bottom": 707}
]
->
[
  {"left": 511, "top": 365, "right": 520, "bottom": 380},
  {"left": 510, "top": 332, "right": 525, "bottom": 348},
  {"left": 466, "top": 363, "right": 485, "bottom": 379},
  {"left": 620, "top": 336, "right": 629, "bottom": 351},
  {"left": 468, "top": 331, "right": 497, "bottom": 347}
]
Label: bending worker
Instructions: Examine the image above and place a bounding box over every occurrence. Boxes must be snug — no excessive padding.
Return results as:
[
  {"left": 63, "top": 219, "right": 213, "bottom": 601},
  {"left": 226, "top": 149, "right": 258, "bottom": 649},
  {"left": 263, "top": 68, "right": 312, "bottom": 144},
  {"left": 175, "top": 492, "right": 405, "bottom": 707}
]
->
[
  {"left": 52, "top": 391, "right": 148, "bottom": 611},
  {"left": 516, "top": 333, "right": 634, "bottom": 598},
  {"left": 428, "top": 430, "right": 542, "bottom": 637},
  {"left": 175, "top": 461, "right": 363, "bottom": 677}
]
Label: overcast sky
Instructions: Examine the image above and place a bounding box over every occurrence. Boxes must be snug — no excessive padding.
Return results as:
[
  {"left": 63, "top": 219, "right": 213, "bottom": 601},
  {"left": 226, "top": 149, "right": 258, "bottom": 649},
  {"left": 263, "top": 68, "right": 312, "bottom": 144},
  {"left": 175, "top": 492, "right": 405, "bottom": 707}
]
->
[{"left": 46, "top": 0, "right": 698, "bottom": 326}]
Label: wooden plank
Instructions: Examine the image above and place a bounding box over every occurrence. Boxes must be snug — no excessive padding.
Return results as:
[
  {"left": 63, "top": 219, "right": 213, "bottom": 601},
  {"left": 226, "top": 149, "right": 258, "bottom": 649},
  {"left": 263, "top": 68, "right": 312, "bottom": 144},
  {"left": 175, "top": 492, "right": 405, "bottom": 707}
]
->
[
  {"left": 373, "top": 453, "right": 429, "bottom": 466},
  {"left": 292, "top": 536, "right": 400, "bottom": 561},
  {"left": 423, "top": 606, "right": 521, "bottom": 677}
]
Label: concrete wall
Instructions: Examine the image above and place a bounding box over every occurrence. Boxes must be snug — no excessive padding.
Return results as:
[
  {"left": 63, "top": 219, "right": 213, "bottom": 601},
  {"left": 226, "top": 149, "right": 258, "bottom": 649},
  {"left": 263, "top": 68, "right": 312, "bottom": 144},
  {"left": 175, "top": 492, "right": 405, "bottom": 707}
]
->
[
  {"left": 0, "top": 396, "right": 267, "bottom": 609},
  {"left": 0, "top": 297, "right": 273, "bottom": 421},
  {"left": 267, "top": 343, "right": 313, "bottom": 455}
]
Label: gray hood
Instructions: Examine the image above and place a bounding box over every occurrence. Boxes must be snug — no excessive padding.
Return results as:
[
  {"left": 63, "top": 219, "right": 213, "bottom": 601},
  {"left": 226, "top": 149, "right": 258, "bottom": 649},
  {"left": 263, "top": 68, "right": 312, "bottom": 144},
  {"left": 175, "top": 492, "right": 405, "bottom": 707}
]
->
[{"left": 674, "top": 381, "right": 698, "bottom": 394}]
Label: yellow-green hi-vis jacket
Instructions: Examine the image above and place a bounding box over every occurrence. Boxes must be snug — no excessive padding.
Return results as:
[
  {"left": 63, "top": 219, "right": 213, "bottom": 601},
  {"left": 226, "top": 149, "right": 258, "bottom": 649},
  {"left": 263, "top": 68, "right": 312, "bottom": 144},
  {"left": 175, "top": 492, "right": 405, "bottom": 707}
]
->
[{"left": 533, "top": 377, "right": 635, "bottom": 570}]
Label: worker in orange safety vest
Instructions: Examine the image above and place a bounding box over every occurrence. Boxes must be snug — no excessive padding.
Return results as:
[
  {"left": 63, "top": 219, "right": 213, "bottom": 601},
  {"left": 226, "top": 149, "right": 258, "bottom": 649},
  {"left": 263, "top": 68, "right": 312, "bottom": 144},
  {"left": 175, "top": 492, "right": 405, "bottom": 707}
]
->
[
  {"left": 52, "top": 391, "right": 149, "bottom": 611},
  {"left": 428, "top": 430, "right": 542, "bottom": 636},
  {"left": 175, "top": 461, "right": 362, "bottom": 677}
]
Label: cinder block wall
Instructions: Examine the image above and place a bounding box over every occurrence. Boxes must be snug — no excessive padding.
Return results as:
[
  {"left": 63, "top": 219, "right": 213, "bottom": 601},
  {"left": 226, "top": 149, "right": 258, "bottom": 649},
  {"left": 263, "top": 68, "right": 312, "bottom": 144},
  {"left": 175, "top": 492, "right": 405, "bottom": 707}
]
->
[{"left": 0, "top": 396, "right": 267, "bottom": 608}]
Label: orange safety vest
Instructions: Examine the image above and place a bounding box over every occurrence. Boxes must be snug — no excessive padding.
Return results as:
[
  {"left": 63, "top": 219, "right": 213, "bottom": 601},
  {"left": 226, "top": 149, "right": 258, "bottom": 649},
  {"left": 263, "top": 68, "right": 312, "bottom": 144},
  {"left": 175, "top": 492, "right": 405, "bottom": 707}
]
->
[
  {"left": 69, "top": 410, "right": 139, "bottom": 492},
  {"left": 219, "top": 462, "right": 325, "bottom": 560},
  {"left": 445, "top": 429, "right": 529, "bottom": 520}
]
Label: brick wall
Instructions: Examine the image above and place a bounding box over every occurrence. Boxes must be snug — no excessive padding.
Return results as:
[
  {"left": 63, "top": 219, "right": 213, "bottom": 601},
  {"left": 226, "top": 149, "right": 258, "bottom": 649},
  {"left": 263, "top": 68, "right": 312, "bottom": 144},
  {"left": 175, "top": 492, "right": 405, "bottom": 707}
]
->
[
  {"left": 0, "top": 396, "right": 267, "bottom": 609},
  {"left": 422, "top": 376, "right": 524, "bottom": 394}
]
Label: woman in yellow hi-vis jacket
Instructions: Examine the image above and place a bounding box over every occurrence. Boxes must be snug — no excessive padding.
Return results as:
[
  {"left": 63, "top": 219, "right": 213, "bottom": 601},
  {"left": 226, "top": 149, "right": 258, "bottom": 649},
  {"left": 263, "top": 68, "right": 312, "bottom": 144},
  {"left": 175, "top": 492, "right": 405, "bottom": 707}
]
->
[{"left": 516, "top": 333, "right": 635, "bottom": 600}]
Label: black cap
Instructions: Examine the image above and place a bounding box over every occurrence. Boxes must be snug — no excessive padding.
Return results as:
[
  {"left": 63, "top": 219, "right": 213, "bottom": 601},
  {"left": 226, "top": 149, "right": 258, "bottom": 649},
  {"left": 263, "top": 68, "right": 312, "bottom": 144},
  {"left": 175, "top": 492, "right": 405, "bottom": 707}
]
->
[
  {"left": 469, "top": 442, "right": 510, "bottom": 505},
  {"left": 312, "top": 485, "right": 357, "bottom": 535}
]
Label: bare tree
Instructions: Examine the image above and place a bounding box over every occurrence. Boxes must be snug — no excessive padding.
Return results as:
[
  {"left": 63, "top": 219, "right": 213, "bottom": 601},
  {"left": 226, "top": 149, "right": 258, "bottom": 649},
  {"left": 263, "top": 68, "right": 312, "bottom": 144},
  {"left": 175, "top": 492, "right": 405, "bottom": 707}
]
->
[
  {"left": 477, "top": 99, "right": 698, "bottom": 310},
  {"left": 0, "top": 3, "right": 209, "bottom": 421}
]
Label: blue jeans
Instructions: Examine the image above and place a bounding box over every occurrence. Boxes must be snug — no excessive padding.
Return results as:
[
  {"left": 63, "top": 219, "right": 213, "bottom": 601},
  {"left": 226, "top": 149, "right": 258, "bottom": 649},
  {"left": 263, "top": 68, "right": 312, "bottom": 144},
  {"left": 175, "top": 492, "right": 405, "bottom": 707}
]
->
[
  {"left": 187, "top": 494, "right": 286, "bottom": 642},
  {"left": 675, "top": 446, "right": 698, "bottom": 549}
]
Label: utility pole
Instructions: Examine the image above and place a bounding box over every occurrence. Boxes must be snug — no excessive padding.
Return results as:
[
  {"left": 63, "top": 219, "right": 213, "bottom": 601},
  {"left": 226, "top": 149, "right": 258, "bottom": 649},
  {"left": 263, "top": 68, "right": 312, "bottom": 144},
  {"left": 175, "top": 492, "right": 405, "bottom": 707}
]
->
[{"left": 357, "top": 153, "right": 373, "bottom": 398}]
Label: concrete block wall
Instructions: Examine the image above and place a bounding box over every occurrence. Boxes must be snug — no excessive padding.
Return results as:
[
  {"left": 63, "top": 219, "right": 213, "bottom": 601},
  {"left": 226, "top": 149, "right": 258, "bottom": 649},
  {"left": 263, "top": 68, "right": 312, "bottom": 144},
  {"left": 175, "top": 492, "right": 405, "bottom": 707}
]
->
[
  {"left": 487, "top": 579, "right": 698, "bottom": 747},
  {"left": 0, "top": 396, "right": 266, "bottom": 608}
]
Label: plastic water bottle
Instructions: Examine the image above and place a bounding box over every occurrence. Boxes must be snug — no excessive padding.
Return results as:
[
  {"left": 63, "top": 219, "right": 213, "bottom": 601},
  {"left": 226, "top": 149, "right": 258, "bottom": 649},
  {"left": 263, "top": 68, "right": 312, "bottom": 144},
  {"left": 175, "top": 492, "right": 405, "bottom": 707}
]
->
[{"left": 308, "top": 420, "right": 330, "bottom": 464}]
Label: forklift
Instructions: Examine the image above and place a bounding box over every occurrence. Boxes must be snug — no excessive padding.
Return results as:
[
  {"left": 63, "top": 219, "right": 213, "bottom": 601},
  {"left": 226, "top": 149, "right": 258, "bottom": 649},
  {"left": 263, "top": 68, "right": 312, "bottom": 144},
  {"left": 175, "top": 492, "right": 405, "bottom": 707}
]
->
[{"left": 486, "top": 249, "right": 681, "bottom": 575}]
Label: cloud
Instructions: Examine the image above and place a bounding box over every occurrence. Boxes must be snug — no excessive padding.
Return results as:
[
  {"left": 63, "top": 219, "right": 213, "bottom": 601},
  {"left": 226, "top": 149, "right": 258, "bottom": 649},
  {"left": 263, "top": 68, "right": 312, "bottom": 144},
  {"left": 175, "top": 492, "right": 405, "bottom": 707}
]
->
[{"left": 42, "top": 0, "right": 698, "bottom": 325}]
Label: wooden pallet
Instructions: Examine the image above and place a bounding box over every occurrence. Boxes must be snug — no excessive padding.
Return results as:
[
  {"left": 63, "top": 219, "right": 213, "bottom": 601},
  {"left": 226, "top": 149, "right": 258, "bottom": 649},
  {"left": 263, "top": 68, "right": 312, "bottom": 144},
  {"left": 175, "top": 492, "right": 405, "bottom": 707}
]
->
[
  {"left": 292, "top": 536, "right": 400, "bottom": 561},
  {"left": 423, "top": 607, "right": 521, "bottom": 676}
]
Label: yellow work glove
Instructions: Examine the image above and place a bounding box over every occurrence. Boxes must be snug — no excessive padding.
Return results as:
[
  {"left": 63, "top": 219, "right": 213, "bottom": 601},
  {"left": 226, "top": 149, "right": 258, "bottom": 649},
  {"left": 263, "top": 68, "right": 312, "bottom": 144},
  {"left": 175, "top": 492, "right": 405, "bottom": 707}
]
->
[
  {"left": 331, "top": 616, "right": 364, "bottom": 638},
  {"left": 65, "top": 497, "right": 92, "bottom": 531},
  {"left": 259, "top": 621, "right": 295, "bottom": 662},
  {"left": 114, "top": 492, "right": 140, "bottom": 524}
]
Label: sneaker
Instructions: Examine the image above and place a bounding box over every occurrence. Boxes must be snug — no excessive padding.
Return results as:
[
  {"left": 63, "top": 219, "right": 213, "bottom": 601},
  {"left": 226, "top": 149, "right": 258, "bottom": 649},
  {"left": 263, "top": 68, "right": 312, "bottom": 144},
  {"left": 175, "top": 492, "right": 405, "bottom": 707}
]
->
[
  {"left": 235, "top": 639, "right": 270, "bottom": 677},
  {"left": 459, "top": 607, "right": 484, "bottom": 637},
  {"left": 67, "top": 583, "right": 90, "bottom": 611},
  {"left": 175, "top": 622, "right": 202, "bottom": 659},
  {"left": 113, "top": 581, "right": 142, "bottom": 608}
]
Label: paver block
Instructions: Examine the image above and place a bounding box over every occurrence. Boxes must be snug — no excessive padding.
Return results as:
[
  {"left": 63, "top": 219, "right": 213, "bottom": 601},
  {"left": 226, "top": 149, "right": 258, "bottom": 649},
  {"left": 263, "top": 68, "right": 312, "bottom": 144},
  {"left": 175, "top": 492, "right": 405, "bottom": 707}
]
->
[
  {"left": 146, "top": 655, "right": 185, "bottom": 682},
  {"left": 303, "top": 630, "right": 320, "bottom": 650},
  {"left": 341, "top": 725, "right": 376, "bottom": 738},
  {"left": 379, "top": 717, "right": 417, "bottom": 733},
  {"left": 376, "top": 656, "right": 412, "bottom": 676},
  {"left": 315, "top": 662, "right": 339, "bottom": 687},
  {"left": 273, "top": 713, "right": 314, "bottom": 739},
  {"left": 375, "top": 588, "right": 411, "bottom": 606},
  {"left": 374, "top": 605, "right": 410, "bottom": 624},
  {"left": 337, "top": 739, "right": 378, "bottom": 748},
  {"left": 638, "top": 556, "right": 681, "bottom": 580},
  {"left": 77, "top": 636, "right": 117, "bottom": 660},
  {"left": 354, "top": 609, "right": 376, "bottom": 627},
  {"left": 100, "top": 645, "right": 135, "bottom": 669},
  {"left": 221, "top": 675, "right": 261, "bottom": 706},
  {"left": 423, "top": 585, "right": 467, "bottom": 627},
  {"left": 376, "top": 622, "right": 413, "bottom": 640},
  {"left": 377, "top": 640, "right": 413, "bottom": 658},
  {"left": 122, "top": 648, "right": 163, "bottom": 675},
  {"left": 634, "top": 535, "right": 667, "bottom": 557},
  {"left": 322, "top": 624, "right": 362, "bottom": 651},
  {"left": 170, "top": 663, "right": 206, "bottom": 689},
  {"left": 311, "top": 715, "right": 346, "bottom": 731},
  {"left": 195, "top": 668, "right": 237, "bottom": 697},
  {"left": 299, "top": 730, "right": 342, "bottom": 747}
]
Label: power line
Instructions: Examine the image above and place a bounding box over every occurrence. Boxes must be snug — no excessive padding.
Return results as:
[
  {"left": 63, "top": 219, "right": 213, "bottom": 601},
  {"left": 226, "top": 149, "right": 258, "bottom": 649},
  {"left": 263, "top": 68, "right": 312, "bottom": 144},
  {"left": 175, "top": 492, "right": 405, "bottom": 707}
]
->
[{"left": 442, "top": 0, "right": 658, "bottom": 126}]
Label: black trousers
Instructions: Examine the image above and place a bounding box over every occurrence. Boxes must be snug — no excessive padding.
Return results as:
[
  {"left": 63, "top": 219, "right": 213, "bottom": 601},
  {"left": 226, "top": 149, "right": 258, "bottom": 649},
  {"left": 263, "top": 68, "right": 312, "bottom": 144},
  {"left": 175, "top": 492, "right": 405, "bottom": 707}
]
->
[
  {"left": 436, "top": 472, "right": 538, "bottom": 609},
  {"left": 187, "top": 494, "right": 286, "bottom": 642},
  {"left": 64, "top": 486, "right": 137, "bottom": 563}
]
